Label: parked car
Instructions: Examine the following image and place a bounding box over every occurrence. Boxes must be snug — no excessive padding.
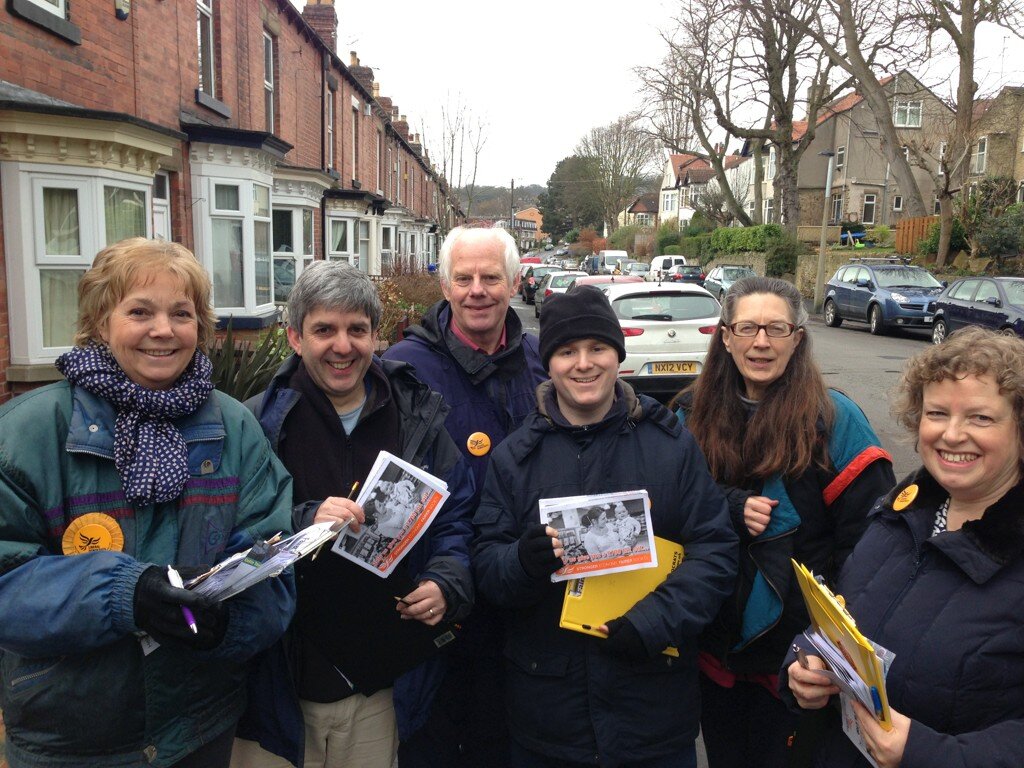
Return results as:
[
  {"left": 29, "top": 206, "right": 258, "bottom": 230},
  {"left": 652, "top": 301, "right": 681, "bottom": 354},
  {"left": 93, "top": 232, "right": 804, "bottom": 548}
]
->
[
  {"left": 625, "top": 262, "right": 651, "bottom": 278},
  {"left": 603, "top": 282, "right": 720, "bottom": 401},
  {"left": 930, "top": 276, "right": 1024, "bottom": 344},
  {"left": 535, "top": 270, "right": 587, "bottom": 317},
  {"left": 565, "top": 274, "right": 645, "bottom": 293},
  {"left": 702, "top": 265, "right": 757, "bottom": 300},
  {"left": 665, "top": 265, "right": 706, "bottom": 286},
  {"left": 822, "top": 258, "right": 944, "bottom": 335},
  {"left": 648, "top": 255, "right": 689, "bottom": 281},
  {"left": 521, "top": 265, "right": 562, "bottom": 304}
]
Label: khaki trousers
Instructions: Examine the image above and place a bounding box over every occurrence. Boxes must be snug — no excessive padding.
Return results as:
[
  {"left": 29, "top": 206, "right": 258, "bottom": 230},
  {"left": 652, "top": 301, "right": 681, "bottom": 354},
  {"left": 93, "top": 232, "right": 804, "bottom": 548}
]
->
[{"left": 230, "top": 688, "right": 397, "bottom": 768}]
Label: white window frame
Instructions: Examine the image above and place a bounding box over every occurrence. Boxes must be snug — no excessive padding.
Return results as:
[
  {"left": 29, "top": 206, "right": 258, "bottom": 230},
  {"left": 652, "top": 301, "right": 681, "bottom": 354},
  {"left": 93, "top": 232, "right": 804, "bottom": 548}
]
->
[
  {"left": 381, "top": 224, "right": 396, "bottom": 271},
  {"left": 327, "top": 215, "right": 357, "bottom": 266},
  {"left": 153, "top": 170, "right": 171, "bottom": 240},
  {"left": 24, "top": 0, "right": 66, "bottom": 18},
  {"left": 263, "top": 31, "right": 275, "bottom": 134},
  {"left": 863, "top": 193, "right": 877, "bottom": 225},
  {"left": 271, "top": 206, "right": 314, "bottom": 303},
  {"left": 894, "top": 99, "right": 922, "bottom": 128},
  {"left": 970, "top": 136, "right": 987, "bottom": 174},
  {"left": 937, "top": 141, "right": 947, "bottom": 175},
  {"left": 763, "top": 198, "right": 774, "bottom": 223},
  {"left": 376, "top": 130, "right": 383, "bottom": 194},
  {"left": 892, "top": 195, "right": 903, "bottom": 212},
  {"left": 1018, "top": 182, "right": 1024, "bottom": 204},
  {"left": 325, "top": 90, "right": 334, "bottom": 170},
  {"left": 197, "top": 0, "right": 216, "bottom": 97},
  {"left": 836, "top": 146, "right": 845, "bottom": 172},
  {"left": 767, "top": 146, "right": 777, "bottom": 180},
  {"left": 350, "top": 97, "right": 360, "bottom": 184},
  {"left": 830, "top": 193, "right": 843, "bottom": 224},
  {"left": 1, "top": 163, "right": 152, "bottom": 364}
]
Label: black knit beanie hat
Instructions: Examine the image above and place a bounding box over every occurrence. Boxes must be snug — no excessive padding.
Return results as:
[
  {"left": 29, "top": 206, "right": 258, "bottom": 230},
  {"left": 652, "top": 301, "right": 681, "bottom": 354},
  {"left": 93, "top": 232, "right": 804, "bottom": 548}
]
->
[{"left": 539, "top": 285, "right": 626, "bottom": 368}]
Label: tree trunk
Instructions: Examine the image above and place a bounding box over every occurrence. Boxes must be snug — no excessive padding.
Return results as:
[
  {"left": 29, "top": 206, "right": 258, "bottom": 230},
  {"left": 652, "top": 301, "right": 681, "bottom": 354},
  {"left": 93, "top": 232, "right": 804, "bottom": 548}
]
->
[{"left": 935, "top": 194, "right": 955, "bottom": 267}]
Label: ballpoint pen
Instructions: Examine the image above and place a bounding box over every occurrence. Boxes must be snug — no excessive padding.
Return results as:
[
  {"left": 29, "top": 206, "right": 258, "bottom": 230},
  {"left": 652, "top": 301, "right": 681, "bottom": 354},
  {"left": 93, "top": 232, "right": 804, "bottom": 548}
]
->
[
  {"left": 312, "top": 481, "right": 361, "bottom": 562},
  {"left": 166, "top": 566, "right": 198, "bottom": 634},
  {"left": 870, "top": 686, "right": 884, "bottom": 719}
]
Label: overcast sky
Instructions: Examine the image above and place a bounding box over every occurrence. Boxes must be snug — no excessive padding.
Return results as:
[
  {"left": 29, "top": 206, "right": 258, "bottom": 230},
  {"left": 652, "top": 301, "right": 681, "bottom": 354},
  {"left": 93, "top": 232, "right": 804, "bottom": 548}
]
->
[{"left": 298, "top": 1, "right": 1023, "bottom": 189}]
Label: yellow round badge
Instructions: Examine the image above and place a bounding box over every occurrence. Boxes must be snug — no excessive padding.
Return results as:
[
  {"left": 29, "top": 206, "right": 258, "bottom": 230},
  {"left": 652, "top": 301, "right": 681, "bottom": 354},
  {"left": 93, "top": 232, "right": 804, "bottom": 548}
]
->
[
  {"left": 892, "top": 484, "right": 918, "bottom": 511},
  {"left": 62, "top": 513, "right": 125, "bottom": 555},
  {"left": 467, "top": 432, "right": 492, "bottom": 457}
]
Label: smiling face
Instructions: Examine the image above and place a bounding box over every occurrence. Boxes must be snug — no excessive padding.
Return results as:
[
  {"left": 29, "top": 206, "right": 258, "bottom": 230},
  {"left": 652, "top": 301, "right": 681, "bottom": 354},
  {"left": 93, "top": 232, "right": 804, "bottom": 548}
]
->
[
  {"left": 722, "top": 293, "right": 804, "bottom": 400},
  {"left": 548, "top": 338, "right": 620, "bottom": 425},
  {"left": 100, "top": 271, "right": 199, "bottom": 390},
  {"left": 442, "top": 235, "right": 517, "bottom": 352},
  {"left": 919, "top": 374, "right": 1022, "bottom": 506},
  {"left": 287, "top": 305, "right": 377, "bottom": 413}
]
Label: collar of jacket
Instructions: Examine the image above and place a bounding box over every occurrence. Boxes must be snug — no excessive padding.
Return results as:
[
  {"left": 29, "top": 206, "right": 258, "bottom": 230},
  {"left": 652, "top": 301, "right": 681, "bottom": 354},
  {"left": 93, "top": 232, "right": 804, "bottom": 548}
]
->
[
  {"left": 65, "top": 385, "right": 224, "bottom": 458},
  {"left": 876, "top": 466, "right": 1024, "bottom": 582},
  {"left": 406, "top": 301, "right": 528, "bottom": 385}
]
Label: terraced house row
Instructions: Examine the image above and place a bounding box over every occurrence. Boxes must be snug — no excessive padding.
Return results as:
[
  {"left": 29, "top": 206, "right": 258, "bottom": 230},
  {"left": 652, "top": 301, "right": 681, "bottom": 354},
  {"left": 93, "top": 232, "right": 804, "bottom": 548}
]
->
[{"left": 0, "top": 0, "right": 462, "bottom": 401}]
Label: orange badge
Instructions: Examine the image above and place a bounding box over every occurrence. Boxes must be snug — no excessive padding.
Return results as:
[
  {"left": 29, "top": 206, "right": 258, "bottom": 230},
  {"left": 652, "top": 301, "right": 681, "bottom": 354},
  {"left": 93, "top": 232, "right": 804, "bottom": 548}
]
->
[
  {"left": 892, "top": 484, "right": 918, "bottom": 511},
  {"left": 467, "top": 432, "right": 492, "bottom": 457},
  {"left": 62, "top": 513, "right": 125, "bottom": 555}
]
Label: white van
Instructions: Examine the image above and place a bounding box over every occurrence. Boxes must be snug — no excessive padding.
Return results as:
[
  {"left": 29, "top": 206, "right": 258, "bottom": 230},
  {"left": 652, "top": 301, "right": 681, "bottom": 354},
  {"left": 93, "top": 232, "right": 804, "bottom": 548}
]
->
[
  {"left": 648, "top": 255, "right": 689, "bottom": 281},
  {"left": 597, "top": 249, "right": 630, "bottom": 274}
]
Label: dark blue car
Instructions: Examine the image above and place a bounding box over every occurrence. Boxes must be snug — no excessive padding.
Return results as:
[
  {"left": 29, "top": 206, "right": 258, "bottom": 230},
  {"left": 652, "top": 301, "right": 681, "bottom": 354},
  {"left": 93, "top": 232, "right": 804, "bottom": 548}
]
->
[
  {"left": 823, "top": 258, "right": 944, "bottom": 335},
  {"left": 931, "top": 276, "right": 1024, "bottom": 343}
]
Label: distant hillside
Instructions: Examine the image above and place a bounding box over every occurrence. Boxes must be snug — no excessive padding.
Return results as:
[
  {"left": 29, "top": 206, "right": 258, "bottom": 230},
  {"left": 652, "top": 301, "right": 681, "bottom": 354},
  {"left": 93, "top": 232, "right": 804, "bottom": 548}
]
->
[{"left": 458, "top": 184, "right": 545, "bottom": 218}]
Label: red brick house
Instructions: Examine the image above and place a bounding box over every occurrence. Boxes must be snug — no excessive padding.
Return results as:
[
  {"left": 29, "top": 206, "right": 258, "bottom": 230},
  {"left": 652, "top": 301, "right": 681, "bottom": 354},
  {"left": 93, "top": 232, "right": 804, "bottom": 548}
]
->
[{"left": 0, "top": 0, "right": 461, "bottom": 400}]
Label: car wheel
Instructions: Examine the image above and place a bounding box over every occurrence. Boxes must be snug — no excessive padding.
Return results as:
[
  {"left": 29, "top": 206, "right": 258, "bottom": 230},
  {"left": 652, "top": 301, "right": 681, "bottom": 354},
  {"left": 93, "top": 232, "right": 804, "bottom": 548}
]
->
[
  {"left": 823, "top": 299, "right": 842, "bottom": 327},
  {"left": 932, "top": 319, "right": 947, "bottom": 345},
  {"left": 868, "top": 305, "right": 885, "bottom": 335}
]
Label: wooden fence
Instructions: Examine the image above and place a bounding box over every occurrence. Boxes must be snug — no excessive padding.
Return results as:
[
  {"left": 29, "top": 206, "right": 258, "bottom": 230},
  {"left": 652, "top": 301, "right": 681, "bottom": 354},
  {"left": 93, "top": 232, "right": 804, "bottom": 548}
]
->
[{"left": 895, "top": 215, "right": 938, "bottom": 255}]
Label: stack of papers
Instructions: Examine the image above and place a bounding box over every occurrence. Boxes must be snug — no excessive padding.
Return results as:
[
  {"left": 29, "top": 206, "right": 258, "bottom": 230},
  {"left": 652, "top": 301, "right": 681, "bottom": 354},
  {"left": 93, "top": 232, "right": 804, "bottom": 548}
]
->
[
  {"left": 791, "top": 559, "right": 895, "bottom": 766},
  {"left": 189, "top": 521, "right": 347, "bottom": 601}
]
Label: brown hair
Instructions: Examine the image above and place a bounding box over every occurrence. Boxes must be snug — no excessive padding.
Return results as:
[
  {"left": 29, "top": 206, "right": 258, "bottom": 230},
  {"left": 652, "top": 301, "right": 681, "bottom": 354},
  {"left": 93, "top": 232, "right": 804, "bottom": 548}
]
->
[
  {"left": 894, "top": 326, "right": 1024, "bottom": 452},
  {"left": 673, "top": 276, "right": 833, "bottom": 483},
  {"left": 75, "top": 238, "right": 216, "bottom": 351}
]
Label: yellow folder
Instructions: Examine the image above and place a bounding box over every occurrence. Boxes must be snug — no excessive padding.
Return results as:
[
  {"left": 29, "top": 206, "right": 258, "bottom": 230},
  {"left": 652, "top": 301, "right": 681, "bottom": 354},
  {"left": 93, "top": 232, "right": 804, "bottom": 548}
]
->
[
  {"left": 560, "top": 536, "right": 684, "bottom": 657},
  {"left": 791, "top": 559, "right": 892, "bottom": 729}
]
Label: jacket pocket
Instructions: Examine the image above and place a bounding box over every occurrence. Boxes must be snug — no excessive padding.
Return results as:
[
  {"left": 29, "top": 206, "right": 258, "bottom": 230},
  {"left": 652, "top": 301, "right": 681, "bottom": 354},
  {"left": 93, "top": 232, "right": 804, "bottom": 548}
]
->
[
  {"left": 504, "top": 643, "right": 572, "bottom": 678},
  {"left": 3, "top": 655, "right": 64, "bottom": 696}
]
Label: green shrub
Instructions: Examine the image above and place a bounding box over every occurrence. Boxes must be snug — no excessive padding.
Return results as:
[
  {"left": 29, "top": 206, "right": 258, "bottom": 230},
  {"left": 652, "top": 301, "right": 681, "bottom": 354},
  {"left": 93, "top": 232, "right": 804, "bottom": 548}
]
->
[
  {"left": 663, "top": 245, "right": 683, "bottom": 255},
  {"left": 679, "top": 234, "right": 715, "bottom": 264},
  {"left": 609, "top": 225, "right": 641, "bottom": 251},
  {"left": 918, "top": 219, "right": 968, "bottom": 256},
  {"left": 978, "top": 203, "right": 1024, "bottom": 262},
  {"left": 210, "top": 323, "right": 291, "bottom": 402},
  {"left": 867, "top": 224, "right": 891, "bottom": 246},
  {"left": 710, "top": 224, "right": 784, "bottom": 253},
  {"left": 765, "top": 234, "right": 800, "bottom": 277},
  {"left": 682, "top": 213, "right": 716, "bottom": 237}
]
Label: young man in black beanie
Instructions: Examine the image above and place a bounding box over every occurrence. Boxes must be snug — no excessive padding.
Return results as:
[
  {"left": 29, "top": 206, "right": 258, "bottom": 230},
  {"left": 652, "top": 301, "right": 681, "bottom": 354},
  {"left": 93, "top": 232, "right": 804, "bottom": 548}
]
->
[{"left": 472, "top": 285, "right": 740, "bottom": 768}]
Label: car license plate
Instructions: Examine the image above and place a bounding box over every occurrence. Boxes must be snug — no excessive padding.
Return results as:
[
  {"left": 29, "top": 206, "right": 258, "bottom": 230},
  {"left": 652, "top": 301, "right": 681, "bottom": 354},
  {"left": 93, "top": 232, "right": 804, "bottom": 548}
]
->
[
  {"left": 924, "top": 317, "right": 933, "bottom": 323},
  {"left": 650, "top": 362, "right": 698, "bottom": 375}
]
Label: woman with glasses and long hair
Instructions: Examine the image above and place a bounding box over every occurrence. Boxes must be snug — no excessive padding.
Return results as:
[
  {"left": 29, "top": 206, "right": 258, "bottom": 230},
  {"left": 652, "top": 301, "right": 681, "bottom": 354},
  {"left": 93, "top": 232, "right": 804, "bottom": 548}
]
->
[{"left": 671, "top": 276, "right": 895, "bottom": 768}]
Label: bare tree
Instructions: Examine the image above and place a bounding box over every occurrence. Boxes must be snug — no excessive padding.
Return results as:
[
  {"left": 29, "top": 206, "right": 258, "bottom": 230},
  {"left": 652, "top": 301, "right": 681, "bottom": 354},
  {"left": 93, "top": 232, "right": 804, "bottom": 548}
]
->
[
  {"left": 576, "top": 115, "right": 661, "bottom": 234},
  {"left": 783, "top": 0, "right": 1023, "bottom": 264},
  {"left": 644, "top": 0, "right": 851, "bottom": 232},
  {"left": 428, "top": 93, "right": 489, "bottom": 219}
]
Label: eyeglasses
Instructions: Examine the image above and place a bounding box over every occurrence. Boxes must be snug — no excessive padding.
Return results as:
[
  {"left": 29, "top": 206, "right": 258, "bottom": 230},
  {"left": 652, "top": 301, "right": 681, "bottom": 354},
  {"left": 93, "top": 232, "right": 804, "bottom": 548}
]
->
[{"left": 726, "top": 321, "right": 798, "bottom": 338}]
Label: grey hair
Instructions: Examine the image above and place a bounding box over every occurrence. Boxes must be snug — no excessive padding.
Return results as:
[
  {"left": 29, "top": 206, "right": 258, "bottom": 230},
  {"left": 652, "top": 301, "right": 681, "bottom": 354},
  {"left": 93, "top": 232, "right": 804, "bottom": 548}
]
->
[
  {"left": 438, "top": 226, "right": 520, "bottom": 285},
  {"left": 287, "top": 260, "right": 382, "bottom": 332},
  {"left": 719, "top": 276, "right": 808, "bottom": 327}
]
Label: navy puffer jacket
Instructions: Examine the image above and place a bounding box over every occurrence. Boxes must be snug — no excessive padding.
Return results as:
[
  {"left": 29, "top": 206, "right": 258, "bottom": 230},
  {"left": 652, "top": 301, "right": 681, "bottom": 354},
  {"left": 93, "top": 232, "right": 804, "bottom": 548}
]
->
[
  {"left": 781, "top": 468, "right": 1024, "bottom": 768},
  {"left": 473, "top": 381, "right": 739, "bottom": 767}
]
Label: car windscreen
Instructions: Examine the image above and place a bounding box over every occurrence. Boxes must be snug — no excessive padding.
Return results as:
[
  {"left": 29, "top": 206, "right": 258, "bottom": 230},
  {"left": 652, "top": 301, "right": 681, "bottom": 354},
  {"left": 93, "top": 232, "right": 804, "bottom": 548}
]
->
[
  {"left": 723, "top": 268, "right": 753, "bottom": 280},
  {"left": 1005, "top": 281, "right": 1024, "bottom": 307},
  {"left": 873, "top": 268, "right": 942, "bottom": 289},
  {"left": 551, "top": 275, "right": 578, "bottom": 288},
  {"left": 612, "top": 292, "right": 720, "bottom": 322}
]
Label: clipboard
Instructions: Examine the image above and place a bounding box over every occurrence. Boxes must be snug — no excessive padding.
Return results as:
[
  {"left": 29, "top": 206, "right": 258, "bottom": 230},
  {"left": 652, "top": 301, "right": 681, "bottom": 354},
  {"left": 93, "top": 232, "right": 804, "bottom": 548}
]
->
[
  {"left": 560, "top": 536, "right": 684, "bottom": 657},
  {"left": 293, "top": 552, "right": 458, "bottom": 694},
  {"left": 791, "top": 559, "right": 892, "bottom": 729}
]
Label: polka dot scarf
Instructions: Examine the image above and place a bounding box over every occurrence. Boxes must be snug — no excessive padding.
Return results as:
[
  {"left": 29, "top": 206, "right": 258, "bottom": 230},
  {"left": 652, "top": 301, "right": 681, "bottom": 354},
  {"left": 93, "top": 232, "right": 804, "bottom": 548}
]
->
[{"left": 56, "top": 342, "right": 214, "bottom": 506}]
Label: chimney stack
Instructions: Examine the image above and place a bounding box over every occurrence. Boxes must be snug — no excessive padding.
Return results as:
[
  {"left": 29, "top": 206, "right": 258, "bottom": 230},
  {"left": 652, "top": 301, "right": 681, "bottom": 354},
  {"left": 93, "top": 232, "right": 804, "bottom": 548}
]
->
[{"left": 301, "top": 0, "right": 337, "bottom": 54}]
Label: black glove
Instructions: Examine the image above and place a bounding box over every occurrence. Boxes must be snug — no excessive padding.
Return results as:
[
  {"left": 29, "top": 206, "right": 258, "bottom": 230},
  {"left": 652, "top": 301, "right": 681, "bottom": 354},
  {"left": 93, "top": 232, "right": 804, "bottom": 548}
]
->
[
  {"left": 601, "top": 617, "right": 648, "bottom": 661},
  {"left": 517, "top": 524, "right": 562, "bottom": 579},
  {"left": 133, "top": 566, "right": 228, "bottom": 651}
]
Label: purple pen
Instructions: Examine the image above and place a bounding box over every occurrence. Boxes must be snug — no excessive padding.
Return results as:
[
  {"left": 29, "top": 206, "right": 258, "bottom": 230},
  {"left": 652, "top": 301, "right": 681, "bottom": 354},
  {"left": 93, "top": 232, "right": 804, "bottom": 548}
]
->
[{"left": 167, "top": 566, "right": 199, "bottom": 634}]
